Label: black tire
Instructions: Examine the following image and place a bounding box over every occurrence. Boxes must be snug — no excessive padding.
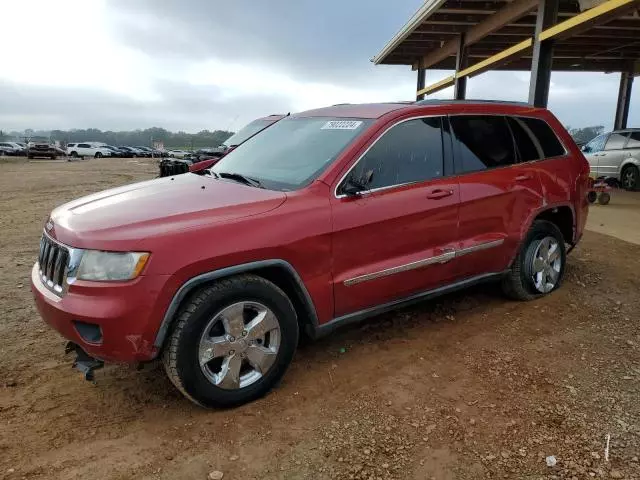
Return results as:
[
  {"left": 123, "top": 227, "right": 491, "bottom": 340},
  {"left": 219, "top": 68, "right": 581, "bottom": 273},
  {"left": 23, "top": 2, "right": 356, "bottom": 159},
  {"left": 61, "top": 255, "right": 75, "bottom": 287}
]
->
[
  {"left": 70, "top": 151, "right": 78, "bottom": 158},
  {"left": 163, "top": 274, "right": 299, "bottom": 408},
  {"left": 621, "top": 165, "right": 639, "bottom": 191},
  {"left": 501, "top": 220, "right": 566, "bottom": 301},
  {"left": 95, "top": 152, "right": 103, "bottom": 159},
  {"left": 587, "top": 191, "right": 597, "bottom": 204}
]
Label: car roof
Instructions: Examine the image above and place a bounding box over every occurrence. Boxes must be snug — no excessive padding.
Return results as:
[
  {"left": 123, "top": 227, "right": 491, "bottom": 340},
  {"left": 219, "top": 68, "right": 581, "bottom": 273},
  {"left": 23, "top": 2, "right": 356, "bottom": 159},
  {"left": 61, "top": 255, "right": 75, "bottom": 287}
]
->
[{"left": 293, "top": 100, "right": 543, "bottom": 119}]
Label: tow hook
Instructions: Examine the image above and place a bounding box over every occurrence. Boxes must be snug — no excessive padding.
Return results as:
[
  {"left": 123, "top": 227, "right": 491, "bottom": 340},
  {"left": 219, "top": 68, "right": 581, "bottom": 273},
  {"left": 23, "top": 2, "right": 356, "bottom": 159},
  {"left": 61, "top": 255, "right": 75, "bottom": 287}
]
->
[{"left": 65, "top": 342, "right": 104, "bottom": 382}]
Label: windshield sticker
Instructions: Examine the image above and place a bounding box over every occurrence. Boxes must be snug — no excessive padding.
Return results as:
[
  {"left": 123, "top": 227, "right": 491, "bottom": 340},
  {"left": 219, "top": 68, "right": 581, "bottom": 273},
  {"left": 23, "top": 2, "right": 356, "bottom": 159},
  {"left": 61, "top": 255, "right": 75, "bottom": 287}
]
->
[{"left": 321, "top": 120, "right": 363, "bottom": 130}]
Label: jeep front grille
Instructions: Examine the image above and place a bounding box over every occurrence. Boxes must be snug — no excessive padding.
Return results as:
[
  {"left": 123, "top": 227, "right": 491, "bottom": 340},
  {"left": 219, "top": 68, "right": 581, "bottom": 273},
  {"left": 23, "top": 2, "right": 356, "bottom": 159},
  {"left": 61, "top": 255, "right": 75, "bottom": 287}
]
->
[{"left": 38, "top": 234, "right": 70, "bottom": 294}]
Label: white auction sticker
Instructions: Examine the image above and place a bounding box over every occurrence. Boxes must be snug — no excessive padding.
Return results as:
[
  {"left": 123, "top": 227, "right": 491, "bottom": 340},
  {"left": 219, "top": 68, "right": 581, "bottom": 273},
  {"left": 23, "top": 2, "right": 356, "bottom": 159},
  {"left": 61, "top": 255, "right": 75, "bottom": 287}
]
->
[{"left": 321, "top": 120, "right": 363, "bottom": 130}]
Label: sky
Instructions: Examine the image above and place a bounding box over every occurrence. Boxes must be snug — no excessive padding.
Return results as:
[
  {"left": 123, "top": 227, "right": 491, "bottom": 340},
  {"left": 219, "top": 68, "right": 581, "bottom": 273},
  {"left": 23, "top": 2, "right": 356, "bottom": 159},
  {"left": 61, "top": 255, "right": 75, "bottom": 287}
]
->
[{"left": 0, "top": 0, "right": 637, "bottom": 133}]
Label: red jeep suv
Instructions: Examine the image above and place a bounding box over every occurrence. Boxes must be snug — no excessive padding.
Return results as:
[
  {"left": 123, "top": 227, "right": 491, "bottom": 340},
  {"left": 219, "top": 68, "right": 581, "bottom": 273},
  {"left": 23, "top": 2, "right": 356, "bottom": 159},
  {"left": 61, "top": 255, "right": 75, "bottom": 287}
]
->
[{"left": 31, "top": 100, "right": 591, "bottom": 407}]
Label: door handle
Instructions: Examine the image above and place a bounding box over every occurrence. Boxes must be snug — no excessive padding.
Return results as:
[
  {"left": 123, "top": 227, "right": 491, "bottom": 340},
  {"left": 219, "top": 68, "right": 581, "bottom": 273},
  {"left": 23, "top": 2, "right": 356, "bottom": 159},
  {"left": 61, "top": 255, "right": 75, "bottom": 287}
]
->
[
  {"left": 515, "top": 174, "right": 532, "bottom": 181},
  {"left": 426, "top": 189, "right": 454, "bottom": 199}
]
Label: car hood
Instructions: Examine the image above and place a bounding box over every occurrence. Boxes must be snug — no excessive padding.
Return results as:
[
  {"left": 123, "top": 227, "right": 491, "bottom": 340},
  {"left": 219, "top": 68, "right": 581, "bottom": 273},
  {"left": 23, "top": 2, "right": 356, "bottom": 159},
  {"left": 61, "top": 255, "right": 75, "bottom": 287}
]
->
[{"left": 48, "top": 174, "right": 286, "bottom": 249}]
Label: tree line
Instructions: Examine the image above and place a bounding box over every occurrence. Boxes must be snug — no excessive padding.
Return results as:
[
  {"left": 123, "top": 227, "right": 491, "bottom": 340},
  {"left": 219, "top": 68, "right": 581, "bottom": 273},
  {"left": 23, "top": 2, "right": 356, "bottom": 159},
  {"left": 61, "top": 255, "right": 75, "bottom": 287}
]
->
[
  {"left": 1, "top": 124, "right": 606, "bottom": 149},
  {"left": 1, "top": 127, "right": 234, "bottom": 149}
]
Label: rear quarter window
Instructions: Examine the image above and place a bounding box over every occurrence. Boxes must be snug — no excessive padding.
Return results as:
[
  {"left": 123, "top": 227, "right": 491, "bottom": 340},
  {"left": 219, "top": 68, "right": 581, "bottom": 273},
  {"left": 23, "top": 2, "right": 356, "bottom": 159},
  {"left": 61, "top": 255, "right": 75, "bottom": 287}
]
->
[
  {"left": 519, "top": 117, "right": 565, "bottom": 158},
  {"left": 626, "top": 131, "right": 640, "bottom": 149}
]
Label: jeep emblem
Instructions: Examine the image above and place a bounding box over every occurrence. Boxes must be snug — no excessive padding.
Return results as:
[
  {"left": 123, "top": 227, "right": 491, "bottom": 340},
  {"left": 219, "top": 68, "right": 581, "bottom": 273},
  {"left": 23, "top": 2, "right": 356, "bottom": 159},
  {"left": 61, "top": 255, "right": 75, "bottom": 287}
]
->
[{"left": 45, "top": 219, "right": 54, "bottom": 231}]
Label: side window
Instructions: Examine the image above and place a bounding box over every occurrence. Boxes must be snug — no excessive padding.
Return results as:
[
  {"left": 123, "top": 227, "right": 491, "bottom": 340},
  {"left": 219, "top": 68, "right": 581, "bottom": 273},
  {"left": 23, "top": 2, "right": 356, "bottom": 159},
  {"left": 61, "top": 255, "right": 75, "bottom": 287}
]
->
[
  {"left": 67, "top": 143, "right": 76, "bottom": 148},
  {"left": 78, "top": 143, "right": 91, "bottom": 148},
  {"left": 605, "top": 132, "right": 629, "bottom": 150},
  {"left": 450, "top": 115, "right": 516, "bottom": 173},
  {"left": 507, "top": 117, "right": 541, "bottom": 162},
  {"left": 583, "top": 134, "right": 607, "bottom": 154},
  {"left": 519, "top": 117, "right": 565, "bottom": 158},
  {"left": 626, "top": 131, "right": 640, "bottom": 149},
  {"left": 348, "top": 117, "right": 444, "bottom": 190}
]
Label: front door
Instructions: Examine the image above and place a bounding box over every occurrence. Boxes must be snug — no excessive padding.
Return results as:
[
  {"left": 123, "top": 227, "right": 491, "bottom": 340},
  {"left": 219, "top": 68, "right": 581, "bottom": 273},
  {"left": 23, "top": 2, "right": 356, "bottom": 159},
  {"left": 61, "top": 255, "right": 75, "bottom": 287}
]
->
[
  {"left": 330, "top": 116, "right": 460, "bottom": 317},
  {"left": 582, "top": 133, "right": 608, "bottom": 177}
]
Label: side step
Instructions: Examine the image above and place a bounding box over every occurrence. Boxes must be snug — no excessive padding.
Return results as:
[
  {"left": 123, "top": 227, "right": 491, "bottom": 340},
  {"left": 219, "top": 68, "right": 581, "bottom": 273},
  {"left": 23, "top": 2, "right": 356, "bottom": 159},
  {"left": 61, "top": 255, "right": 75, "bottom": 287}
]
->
[{"left": 65, "top": 342, "right": 104, "bottom": 382}]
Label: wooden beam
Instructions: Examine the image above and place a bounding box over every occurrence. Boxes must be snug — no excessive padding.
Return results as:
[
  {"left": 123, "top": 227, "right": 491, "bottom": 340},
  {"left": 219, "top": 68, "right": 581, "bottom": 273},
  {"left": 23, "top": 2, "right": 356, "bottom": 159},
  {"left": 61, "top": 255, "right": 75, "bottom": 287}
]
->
[
  {"left": 539, "top": 0, "right": 640, "bottom": 40},
  {"left": 417, "top": 0, "right": 538, "bottom": 68},
  {"left": 417, "top": 75, "right": 456, "bottom": 96}
]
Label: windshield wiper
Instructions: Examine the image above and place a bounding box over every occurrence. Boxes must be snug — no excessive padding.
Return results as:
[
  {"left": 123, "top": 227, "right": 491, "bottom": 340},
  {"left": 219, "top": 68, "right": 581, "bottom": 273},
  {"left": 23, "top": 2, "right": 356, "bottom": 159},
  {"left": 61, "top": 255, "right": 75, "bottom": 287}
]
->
[{"left": 217, "top": 171, "right": 263, "bottom": 188}]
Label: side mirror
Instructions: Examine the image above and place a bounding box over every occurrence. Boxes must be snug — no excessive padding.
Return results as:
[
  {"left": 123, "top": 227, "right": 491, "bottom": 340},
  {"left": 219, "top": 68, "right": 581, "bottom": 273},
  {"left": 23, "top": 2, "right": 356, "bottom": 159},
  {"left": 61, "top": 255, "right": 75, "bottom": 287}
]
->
[
  {"left": 581, "top": 145, "right": 590, "bottom": 153},
  {"left": 340, "top": 170, "right": 373, "bottom": 197}
]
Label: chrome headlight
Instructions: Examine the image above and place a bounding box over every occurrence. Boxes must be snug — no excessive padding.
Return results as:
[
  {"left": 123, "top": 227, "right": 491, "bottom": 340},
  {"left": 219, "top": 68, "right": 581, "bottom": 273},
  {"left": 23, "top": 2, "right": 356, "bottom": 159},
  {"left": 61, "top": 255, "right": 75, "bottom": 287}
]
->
[{"left": 76, "top": 251, "right": 149, "bottom": 281}]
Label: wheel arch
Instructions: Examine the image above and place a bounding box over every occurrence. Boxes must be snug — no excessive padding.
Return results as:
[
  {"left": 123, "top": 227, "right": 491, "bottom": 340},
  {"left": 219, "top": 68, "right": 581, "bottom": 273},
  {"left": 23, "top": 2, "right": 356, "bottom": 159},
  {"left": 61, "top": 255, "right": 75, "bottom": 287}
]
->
[
  {"left": 619, "top": 158, "right": 640, "bottom": 176},
  {"left": 153, "top": 260, "right": 319, "bottom": 355},
  {"left": 533, "top": 205, "right": 575, "bottom": 245}
]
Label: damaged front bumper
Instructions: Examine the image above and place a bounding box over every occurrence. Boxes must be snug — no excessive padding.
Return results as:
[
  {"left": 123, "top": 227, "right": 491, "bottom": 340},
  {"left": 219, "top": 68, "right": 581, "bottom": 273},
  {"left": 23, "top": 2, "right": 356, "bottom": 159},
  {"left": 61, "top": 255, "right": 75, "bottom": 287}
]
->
[{"left": 65, "top": 341, "right": 104, "bottom": 381}]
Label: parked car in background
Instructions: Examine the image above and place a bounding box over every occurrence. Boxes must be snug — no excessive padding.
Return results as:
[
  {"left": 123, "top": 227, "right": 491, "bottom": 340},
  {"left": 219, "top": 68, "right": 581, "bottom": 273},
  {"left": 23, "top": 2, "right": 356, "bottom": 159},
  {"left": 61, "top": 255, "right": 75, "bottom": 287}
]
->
[
  {"left": 116, "top": 146, "right": 141, "bottom": 157},
  {"left": 32, "top": 101, "right": 590, "bottom": 408},
  {"left": 0, "top": 142, "right": 22, "bottom": 156},
  {"left": 27, "top": 143, "right": 59, "bottom": 159},
  {"left": 158, "top": 115, "right": 285, "bottom": 177},
  {"left": 582, "top": 128, "right": 640, "bottom": 190},
  {"left": 135, "top": 146, "right": 166, "bottom": 157},
  {"left": 67, "top": 143, "right": 113, "bottom": 158},
  {"left": 167, "top": 150, "right": 191, "bottom": 159}
]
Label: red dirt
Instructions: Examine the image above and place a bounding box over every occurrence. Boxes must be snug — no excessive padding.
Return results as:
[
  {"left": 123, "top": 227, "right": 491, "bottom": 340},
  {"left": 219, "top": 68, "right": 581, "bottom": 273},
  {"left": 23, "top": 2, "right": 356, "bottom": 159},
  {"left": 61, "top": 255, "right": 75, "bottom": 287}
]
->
[{"left": 1, "top": 158, "right": 638, "bottom": 479}]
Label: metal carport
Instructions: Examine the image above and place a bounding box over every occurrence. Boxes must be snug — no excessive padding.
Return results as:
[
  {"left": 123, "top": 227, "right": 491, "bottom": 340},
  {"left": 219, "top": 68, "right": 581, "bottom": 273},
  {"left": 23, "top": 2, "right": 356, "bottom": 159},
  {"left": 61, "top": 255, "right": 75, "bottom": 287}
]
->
[{"left": 374, "top": 0, "right": 640, "bottom": 129}]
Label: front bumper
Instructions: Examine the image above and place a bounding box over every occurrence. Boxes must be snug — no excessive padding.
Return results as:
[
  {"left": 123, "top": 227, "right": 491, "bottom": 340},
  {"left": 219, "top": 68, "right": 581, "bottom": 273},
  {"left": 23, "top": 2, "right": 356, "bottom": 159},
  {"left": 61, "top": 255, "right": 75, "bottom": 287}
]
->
[{"left": 31, "top": 263, "right": 170, "bottom": 363}]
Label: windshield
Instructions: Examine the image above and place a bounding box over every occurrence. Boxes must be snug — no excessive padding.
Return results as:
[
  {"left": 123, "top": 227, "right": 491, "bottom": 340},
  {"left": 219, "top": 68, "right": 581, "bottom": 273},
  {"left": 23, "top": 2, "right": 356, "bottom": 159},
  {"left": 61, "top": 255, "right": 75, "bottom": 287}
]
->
[
  {"left": 222, "top": 119, "right": 276, "bottom": 147},
  {"left": 211, "top": 117, "right": 371, "bottom": 191}
]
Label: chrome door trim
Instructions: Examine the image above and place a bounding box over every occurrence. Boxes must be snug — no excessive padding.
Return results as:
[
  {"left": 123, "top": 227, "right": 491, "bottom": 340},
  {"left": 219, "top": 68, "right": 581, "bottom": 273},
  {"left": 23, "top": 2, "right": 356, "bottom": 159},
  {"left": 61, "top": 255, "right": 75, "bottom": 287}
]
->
[
  {"left": 343, "top": 239, "right": 505, "bottom": 287},
  {"left": 343, "top": 249, "right": 455, "bottom": 286},
  {"left": 455, "top": 239, "right": 504, "bottom": 258},
  {"left": 334, "top": 114, "right": 442, "bottom": 199}
]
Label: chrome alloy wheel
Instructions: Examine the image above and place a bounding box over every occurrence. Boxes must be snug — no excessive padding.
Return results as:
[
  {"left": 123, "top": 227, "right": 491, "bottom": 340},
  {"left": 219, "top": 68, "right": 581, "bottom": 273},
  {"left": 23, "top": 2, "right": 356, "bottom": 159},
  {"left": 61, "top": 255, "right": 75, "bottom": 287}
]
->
[
  {"left": 530, "top": 236, "right": 562, "bottom": 293},
  {"left": 198, "top": 301, "right": 281, "bottom": 390},
  {"left": 623, "top": 168, "right": 637, "bottom": 190}
]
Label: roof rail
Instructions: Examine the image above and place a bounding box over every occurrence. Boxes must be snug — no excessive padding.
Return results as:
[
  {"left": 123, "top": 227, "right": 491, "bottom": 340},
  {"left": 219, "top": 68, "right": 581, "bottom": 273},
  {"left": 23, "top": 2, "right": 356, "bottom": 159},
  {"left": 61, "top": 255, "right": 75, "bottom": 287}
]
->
[{"left": 414, "top": 99, "right": 531, "bottom": 107}]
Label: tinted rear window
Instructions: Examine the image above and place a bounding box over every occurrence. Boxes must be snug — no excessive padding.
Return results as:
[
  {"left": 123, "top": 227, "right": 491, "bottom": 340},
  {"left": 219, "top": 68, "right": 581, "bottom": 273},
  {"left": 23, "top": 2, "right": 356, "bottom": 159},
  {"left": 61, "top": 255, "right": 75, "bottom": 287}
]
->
[
  {"left": 626, "top": 131, "right": 640, "bottom": 149},
  {"left": 450, "top": 115, "right": 516, "bottom": 173},
  {"left": 520, "top": 118, "right": 565, "bottom": 157},
  {"left": 507, "top": 117, "right": 541, "bottom": 162},
  {"left": 605, "top": 132, "right": 629, "bottom": 150}
]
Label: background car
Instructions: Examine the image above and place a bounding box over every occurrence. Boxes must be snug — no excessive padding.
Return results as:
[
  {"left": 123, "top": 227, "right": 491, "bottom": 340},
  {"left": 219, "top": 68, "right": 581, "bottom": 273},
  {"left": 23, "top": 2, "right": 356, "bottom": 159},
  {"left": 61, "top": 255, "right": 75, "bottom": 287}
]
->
[
  {"left": 158, "top": 114, "right": 285, "bottom": 177},
  {"left": 67, "top": 143, "right": 113, "bottom": 158},
  {"left": 582, "top": 128, "right": 640, "bottom": 190},
  {"left": 27, "top": 143, "right": 58, "bottom": 159},
  {"left": 0, "top": 142, "right": 22, "bottom": 156},
  {"left": 167, "top": 150, "right": 191, "bottom": 158}
]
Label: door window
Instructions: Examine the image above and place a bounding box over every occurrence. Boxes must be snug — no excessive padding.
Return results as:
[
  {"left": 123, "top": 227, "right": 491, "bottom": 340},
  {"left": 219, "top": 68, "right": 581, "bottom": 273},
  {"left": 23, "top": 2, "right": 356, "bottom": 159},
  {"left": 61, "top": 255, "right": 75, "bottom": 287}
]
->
[
  {"left": 450, "top": 116, "right": 516, "bottom": 173},
  {"left": 519, "top": 117, "right": 565, "bottom": 158},
  {"left": 623, "top": 131, "right": 640, "bottom": 149},
  {"left": 507, "top": 117, "right": 542, "bottom": 162},
  {"left": 583, "top": 134, "right": 607, "bottom": 154},
  {"left": 347, "top": 117, "right": 444, "bottom": 190},
  {"left": 604, "top": 132, "right": 629, "bottom": 150},
  {"left": 78, "top": 143, "right": 91, "bottom": 148}
]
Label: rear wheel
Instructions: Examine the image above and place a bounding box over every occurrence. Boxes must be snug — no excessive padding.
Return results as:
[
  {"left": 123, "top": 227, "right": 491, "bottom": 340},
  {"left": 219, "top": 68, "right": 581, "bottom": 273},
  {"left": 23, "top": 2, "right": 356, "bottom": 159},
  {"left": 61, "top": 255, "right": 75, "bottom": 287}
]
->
[
  {"left": 163, "top": 274, "right": 299, "bottom": 408},
  {"left": 502, "top": 220, "right": 566, "bottom": 301},
  {"left": 70, "top": 151, "right": 78, "bottom": 158},
  {"left": 95, "top": 152, "right": 103, "bottom": 159},
  {"left": 621, "top": 165, "right": 639, "bottom": 191}
]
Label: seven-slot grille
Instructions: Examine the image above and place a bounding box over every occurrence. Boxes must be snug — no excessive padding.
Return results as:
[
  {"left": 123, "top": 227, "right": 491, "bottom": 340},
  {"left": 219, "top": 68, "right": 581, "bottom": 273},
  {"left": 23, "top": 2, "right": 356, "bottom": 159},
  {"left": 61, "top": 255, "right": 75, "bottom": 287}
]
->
[{"left": 38, "top": 234, "right": 70, "bottom": 294}]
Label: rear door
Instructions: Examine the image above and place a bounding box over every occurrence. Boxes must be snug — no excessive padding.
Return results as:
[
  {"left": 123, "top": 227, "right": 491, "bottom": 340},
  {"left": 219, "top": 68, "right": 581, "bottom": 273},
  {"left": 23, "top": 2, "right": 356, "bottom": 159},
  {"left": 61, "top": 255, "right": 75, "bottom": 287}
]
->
[
  {"left": 77, "top": 143, "right": 92, "bottom": 156},
  {"left": 330, "top": 116, "right": 460, "bottom": 316},
  {"left": 599, "top": 132, "right": 630, "bottom": 178},
  {"left": 449, "top": 115, "right": 544, "bottom": 279}
]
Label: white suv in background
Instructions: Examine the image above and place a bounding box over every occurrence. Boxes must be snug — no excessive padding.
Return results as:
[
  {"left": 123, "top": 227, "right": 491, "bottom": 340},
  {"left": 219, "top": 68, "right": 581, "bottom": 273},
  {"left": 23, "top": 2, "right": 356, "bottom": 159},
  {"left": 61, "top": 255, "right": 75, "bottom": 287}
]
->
[
  {"left": 582, "top": 129, "right": 640, "bottom": 190},
  {"left": 67, "top": 142, "right": 113, "bottom": 158}
]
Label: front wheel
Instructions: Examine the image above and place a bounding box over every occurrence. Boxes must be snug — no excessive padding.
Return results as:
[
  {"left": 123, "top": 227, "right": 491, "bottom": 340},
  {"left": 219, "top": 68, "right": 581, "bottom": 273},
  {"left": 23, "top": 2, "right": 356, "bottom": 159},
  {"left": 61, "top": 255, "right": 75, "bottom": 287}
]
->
[
  {"left": 621, "top": 165, "right": 639, "bottom": 191},
  {"left": 163, "top": 274, "right": 299, "bottom": 408},
  {"left": 502, "top": 220, "right": 566, "bottom": 301},
  {"left": 95, "top": 152, "right": 103, "bottom": 158}
]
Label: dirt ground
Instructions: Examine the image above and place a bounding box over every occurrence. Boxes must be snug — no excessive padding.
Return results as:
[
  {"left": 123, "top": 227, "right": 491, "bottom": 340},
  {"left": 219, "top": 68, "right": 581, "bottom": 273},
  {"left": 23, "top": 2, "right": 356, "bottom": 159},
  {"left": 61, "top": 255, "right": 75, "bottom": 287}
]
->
[{"left": 0, "top": 158, "right": 639, "bottom": 480}]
